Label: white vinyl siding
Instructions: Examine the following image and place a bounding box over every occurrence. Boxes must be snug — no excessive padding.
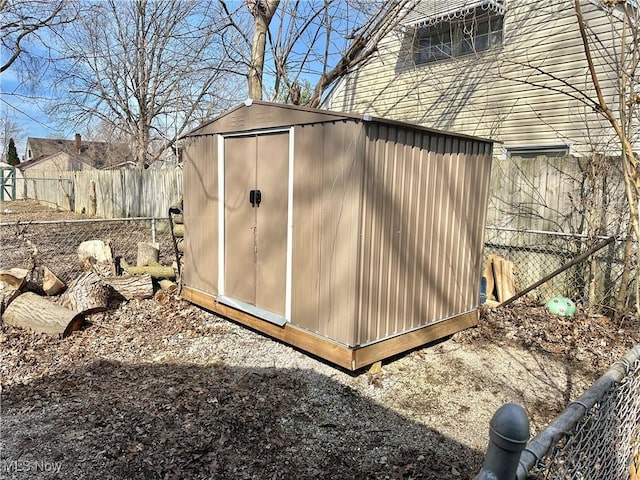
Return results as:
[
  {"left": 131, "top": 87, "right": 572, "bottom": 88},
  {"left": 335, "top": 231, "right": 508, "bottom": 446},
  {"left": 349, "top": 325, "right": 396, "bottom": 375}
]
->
[{"left": 325, "top": 0, "right": 622, "bottom": 157}]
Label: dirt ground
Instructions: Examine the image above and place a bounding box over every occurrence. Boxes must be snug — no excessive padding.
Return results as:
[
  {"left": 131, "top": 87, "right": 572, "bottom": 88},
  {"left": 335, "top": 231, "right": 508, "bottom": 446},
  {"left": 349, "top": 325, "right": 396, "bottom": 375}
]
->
[
  {"left": 0, "top": 199, "right": 89, "bottom": 222},
  {"left": 1, "top": 200, "right": 639, "bottom": 480}
]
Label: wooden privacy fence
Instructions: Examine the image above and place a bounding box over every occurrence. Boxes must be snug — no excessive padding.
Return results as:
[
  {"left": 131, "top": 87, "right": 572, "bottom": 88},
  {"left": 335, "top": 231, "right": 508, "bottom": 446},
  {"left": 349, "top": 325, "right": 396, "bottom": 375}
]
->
[{"left": 19, "top": 170, "right": 183, "bottom": 218}]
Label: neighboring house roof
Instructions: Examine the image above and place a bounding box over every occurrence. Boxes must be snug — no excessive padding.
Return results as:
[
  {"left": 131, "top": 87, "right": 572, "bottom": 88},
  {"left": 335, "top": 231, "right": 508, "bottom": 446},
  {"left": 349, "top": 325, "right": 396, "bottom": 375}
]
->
[
  {"left": 23, "top": 135, "right": 132, "bottom": 169},
  {"left": 102, "top": 160, "right": 138, "bottom": 170}
]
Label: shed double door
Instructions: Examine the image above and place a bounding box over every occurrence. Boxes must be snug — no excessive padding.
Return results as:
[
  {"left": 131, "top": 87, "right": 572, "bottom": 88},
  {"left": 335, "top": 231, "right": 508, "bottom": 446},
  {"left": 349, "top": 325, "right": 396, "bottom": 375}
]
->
[{"left": 224, "top": 132, "right": 289, "bottom": 317}]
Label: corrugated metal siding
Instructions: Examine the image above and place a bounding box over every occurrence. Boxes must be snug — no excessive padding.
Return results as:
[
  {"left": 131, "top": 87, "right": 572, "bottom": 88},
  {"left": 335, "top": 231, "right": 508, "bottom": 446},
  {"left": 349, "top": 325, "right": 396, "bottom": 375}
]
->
[
  {"left": 182, "top": 135, "right": 218, "bottom": 294},
  {"left": 356, "top": 124, "right": 492, "bottom": 345},
  {"left": 291, "top": 122, "right": 363, "bottom": 346}
]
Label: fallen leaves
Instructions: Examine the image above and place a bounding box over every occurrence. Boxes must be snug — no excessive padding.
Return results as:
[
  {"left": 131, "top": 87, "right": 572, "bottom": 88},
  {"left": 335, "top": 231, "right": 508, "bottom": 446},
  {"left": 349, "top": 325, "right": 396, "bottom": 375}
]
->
[{"left": 1, "top": 292, "right": 637, "bottom": 480}]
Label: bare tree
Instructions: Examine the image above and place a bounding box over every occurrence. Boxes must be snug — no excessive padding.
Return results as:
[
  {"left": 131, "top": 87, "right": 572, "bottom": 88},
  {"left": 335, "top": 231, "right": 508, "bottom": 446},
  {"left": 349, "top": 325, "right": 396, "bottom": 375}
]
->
[
  {"left": 48, "top": 0, "right": 242, "bottom": 169},
  {"left": 571, "top": 0, "right": 640, "bottom": 314},
  {"left": 489, "top": 1, "right": 639, "bottom": 315},
  {"left": 0, "top": 0, "right": 79, "bottom": 74},
  {"left": 0, "top": 113, "right": 23, "bottom": 158},
  {"left": 247, "top": 0, "right": 281, "bottom": 99},
  {"left": 221, "top": 0, "right": 416, "bottom": 106}
]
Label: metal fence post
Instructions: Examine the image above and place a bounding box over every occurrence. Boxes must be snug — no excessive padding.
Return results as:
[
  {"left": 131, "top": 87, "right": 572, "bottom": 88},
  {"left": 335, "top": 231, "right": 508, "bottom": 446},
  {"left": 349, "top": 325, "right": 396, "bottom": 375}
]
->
[{"left": 475, "top": 403, "right": 530, "bottom": 480}]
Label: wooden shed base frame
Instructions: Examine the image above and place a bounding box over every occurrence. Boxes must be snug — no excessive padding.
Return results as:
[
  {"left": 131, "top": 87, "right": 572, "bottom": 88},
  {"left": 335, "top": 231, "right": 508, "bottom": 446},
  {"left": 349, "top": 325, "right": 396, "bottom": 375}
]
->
[{"left": 182, "top": 286, "right": 478, "bottom": 371}]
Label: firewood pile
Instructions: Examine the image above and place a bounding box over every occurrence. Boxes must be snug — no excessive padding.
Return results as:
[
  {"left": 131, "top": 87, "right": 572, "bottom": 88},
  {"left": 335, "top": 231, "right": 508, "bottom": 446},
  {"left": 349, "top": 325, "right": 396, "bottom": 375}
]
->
[
  {"left": 483, "top": 254, "right": 518, "bottom": 306},
  {"left": 0, "top": 238, "right": 178, "bottom": 337}
]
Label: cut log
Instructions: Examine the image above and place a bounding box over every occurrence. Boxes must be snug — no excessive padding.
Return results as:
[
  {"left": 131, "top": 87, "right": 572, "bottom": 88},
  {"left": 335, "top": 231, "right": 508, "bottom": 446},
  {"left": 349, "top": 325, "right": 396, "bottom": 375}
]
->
[
  {"left": 177, "top": 239, "right": 185, "bottom": 253},
  {"left": 78, "top": 240, "right": 115, "bottom": 276},
  {"left": 0, "top": 283, "right": 21, "bottom": 314},
  {"left": 492, "top": 256, "right": 516, "bottom": 302},
  {"left": 43, "top": 266, "right": 66, "bottom": 296},
  {"left": 57, "top": 272, "right": 111, "bottom": 314},
  {"left": 137, "top": 242, "right": 160, "bottom": 267},
  {"left": 102, "top": 274, "right": 153, "bottom": 300},
  {"left": 172, "top": 213, "right": 184, "bottom": 225},
  {"left": 0, "top": 268, "right": 28, "bottom": 289},
  {"left": 158, "top": 279, "right": 177, "bottom": 292},
  {"left": 125, "top": 265, "right": 176, "bottom": 280},
  {"left": 3, "top": 291, "right": 83, "bottom": 336},
  {"left": 483, "top": 256, "right": 497, "bottom": 302},
  {"left": 172, "top": 224, "right": 184, "bottom": 238}
]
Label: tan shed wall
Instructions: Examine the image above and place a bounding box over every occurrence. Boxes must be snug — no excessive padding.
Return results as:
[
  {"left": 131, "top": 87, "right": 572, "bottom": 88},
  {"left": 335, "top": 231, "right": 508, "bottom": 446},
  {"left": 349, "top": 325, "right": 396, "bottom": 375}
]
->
[
  {"left": 182, "top": 135, "right": 218, "bottom": 294},
  {"left": 181, "top": 103, "right": 493, "bottom": 351},
  {"left": 356, "top": 124, "right": 492, "bottom": 345},
  {"left": 291, "top": 122, "right": 364, "bottom": 346}
]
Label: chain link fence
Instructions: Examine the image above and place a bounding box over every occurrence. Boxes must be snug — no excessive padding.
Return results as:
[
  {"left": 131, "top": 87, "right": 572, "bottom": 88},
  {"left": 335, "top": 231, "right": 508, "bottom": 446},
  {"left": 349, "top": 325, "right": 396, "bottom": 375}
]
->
[
  {"left": 0, "top": 218, "right": 177, "bottom": 282},
  {"left": 1, "top": 220, "right": 629, "bottom": 309},
  {"left": 484, "top": 226, "right": 628, "bottom": 309},
  {"left": 519, "top": 344, "right": 640, "bottom": 480}
]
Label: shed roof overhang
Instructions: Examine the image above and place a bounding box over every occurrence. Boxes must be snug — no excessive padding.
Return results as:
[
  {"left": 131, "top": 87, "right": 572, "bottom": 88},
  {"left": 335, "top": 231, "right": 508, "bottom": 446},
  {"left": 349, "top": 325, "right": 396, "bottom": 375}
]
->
[{"left": 181, "top": 100, "right": 498, "bottom": 145}]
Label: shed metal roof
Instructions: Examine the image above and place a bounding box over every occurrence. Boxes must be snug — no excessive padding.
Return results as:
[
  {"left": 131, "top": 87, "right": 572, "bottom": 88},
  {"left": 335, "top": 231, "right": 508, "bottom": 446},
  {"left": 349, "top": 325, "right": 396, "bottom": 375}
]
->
[{"left": 182, "top": 99, "right": 497, "bottom": 144}]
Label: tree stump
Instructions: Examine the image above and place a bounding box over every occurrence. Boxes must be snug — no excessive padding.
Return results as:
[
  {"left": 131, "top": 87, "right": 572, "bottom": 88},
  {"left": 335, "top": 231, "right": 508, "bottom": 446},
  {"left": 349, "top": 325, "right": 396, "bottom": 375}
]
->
[
  {"left": 78, "top": 240, "right": 115, "bottom": 276},
  {"left": 137, "top": 242, "right": 160, "bottom": 267},
  {"left": 3, "top": 291, "right": 84, "bottom": 336}
]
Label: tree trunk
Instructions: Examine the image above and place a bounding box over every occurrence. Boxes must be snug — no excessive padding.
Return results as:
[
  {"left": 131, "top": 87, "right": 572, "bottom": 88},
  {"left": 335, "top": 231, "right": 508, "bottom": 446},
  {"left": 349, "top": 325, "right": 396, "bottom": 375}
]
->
[
  {"left": 102, "top": 274, "right": 154, "bottom": 300},
  {"left": 3, "top": 291, "right": 84, "bottom": 336},
  {"left": 247, "top": 0, "right": 280, "bottom": 99},
  {"left": 615, "top": 227, "right": 634, "bottom": 318},
  {"left": 57, "top": 272, "right": 111, "bottom": 314}
]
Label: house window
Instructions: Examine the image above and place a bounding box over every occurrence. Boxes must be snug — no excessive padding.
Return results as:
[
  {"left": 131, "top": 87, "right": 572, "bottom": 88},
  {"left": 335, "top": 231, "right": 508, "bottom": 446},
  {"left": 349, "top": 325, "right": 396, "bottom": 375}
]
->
[
  {"left": 507, "top": 145, "right": 570, "bottom": 159},
  {"left": 414, "top": 10, "right": 504, "bottom": 64}
]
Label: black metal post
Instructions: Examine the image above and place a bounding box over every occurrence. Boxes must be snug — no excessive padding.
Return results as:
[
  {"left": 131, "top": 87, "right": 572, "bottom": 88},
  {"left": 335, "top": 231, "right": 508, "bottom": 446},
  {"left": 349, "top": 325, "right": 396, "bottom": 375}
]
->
[{"left": 475, "top": 403, "right": 530, "bottom": 480}]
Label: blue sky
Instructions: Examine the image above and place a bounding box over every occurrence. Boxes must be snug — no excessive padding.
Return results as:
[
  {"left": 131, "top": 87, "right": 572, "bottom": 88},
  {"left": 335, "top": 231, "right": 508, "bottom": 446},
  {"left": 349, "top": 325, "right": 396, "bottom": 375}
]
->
[
  {"left": 1, "top": 65, "right": 67, "bottom": 158},
  {"left": 1, "top": 0, "right": 373, "bottom": 160}
]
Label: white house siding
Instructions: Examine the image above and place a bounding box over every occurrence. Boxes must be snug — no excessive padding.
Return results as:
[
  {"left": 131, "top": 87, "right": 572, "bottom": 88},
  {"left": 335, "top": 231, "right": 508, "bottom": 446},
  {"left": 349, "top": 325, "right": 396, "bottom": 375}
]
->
[
  {"left": 22, "top": 152, "right": 96, "bottom": 173},
  {"left": 325, "top": 0, "right": 623, "bottom": 158}
]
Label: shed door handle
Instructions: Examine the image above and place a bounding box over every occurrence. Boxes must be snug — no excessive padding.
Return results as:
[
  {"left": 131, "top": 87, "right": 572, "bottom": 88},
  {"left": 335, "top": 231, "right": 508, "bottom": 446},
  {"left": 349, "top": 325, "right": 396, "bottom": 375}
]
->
[{"left": 249, "top": 189, "right": 261, "bottom": 207}]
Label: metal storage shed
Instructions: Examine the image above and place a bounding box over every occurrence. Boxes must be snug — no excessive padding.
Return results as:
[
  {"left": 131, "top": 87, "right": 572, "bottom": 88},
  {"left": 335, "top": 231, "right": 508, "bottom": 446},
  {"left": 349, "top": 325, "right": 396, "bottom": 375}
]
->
[{"left": 181, "top": 100, "right": 493, "bottom": 370}]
